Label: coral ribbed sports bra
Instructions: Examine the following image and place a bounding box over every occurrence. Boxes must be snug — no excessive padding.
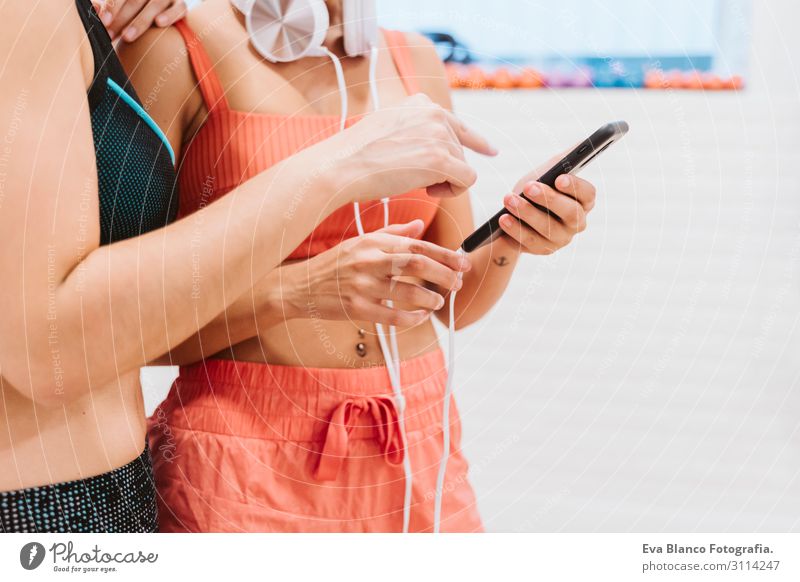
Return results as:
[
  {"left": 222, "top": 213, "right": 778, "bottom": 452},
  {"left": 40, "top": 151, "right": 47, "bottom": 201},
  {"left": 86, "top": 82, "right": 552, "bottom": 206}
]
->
[{"left": 173, "top": 20, "right": 440, "bottom": 260}]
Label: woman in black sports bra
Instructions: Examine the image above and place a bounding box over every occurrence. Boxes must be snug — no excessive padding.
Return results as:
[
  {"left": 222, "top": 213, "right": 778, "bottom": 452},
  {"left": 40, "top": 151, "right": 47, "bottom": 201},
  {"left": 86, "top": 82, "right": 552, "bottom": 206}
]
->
[
  {"left": 0, "top": 0, "right": 178, "bottom": 532},
  {"left": 0, "top": 0, "right": 493, "bottom": 532}
]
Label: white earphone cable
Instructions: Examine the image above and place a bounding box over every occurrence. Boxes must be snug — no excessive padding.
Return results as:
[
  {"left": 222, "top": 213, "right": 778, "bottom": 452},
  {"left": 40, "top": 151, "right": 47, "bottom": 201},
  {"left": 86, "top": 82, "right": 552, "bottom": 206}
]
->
[
  {"left": 368, "top": 43, "right": 401, "bottom": 381},
  {"left": 432, "top": 250, "right": 465, "bottom": 533},
  {"left": 368, "top": 43, "right": 381, "bottom": 110},
  {"left": 321, "top": 46, "right": 349, "bottom": 131},
  {"left": 364, "top": 45, "right": 411, "bottom": 532},
  {"left": 324, "top": 43, "right": 412, "bottom": 533}
]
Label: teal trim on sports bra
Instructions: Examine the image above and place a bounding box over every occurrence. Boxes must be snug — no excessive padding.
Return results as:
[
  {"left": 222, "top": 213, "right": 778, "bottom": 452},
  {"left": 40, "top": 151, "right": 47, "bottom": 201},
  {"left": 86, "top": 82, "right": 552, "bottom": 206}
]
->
[{"left": 106, "top": 78, "right": 175, "bottom": 165}]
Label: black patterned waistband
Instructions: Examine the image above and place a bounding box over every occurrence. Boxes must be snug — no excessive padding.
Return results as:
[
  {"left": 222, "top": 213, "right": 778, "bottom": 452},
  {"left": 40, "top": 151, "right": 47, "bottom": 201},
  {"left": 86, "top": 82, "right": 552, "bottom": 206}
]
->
[{"left": 0, "top": 445, "right": 158, "bottom": 533}]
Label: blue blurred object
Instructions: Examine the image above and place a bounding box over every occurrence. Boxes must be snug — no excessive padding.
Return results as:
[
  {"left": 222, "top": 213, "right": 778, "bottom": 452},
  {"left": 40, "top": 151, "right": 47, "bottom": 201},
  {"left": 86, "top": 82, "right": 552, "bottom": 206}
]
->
[
  {"left": 581, "top": 55, "right": 712, "bottom": 88},
  {"left": 422, "top": 31, "right": 474, "bottom": 64}
]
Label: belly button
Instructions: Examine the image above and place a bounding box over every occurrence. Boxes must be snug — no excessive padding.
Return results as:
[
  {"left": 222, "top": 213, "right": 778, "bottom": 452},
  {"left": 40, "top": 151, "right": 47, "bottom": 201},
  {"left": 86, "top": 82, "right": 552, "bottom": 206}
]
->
[{"left": 356, "top": 329, "right": 367, "bottom": 358}]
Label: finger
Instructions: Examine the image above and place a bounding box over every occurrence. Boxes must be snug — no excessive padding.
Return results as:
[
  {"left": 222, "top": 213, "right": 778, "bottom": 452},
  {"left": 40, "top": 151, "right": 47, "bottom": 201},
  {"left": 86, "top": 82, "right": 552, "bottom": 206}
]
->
[
  {"left": 426, "top": 182, "right": 455, "bottom": 198},
  {"left": 498, "top": 213, "right": 562, "bottom": 255},
  {"left": 443, "top": 109, "right": 498, "bottom": 156},
  {"left": 503, "top": 194, "right": 576, "bottom": 245},
  {"left": 353, "top": 302, "right": 430, "bottom": 327},
  {"left": 434, "top": 156, "right": 478, "bottom": 197},
  {"left": 104, "top": 0, "right": 147, "bottom": 38},
  {"left": 386, "top": 253, "right": 462, "bottom": 291},
  {"left": 120, "top": 0, "right": 171, "bottom": 42},
  {"left": 512, "top": 146, "right": 576, "bottom": 193},
  {"left": 155, "top": 1, "right": 187, "bottom": 27},
  {"left": 438, "top": 117, "right": 468, "bottom": 162},
  {"left": 375, "top": 280, "right": 446, "bottom": 312},
  {"left": 554, "top": 174, "right": 596, "bottom": 210},
  {"left": 519, "top": 182, "right": 587, "bottom": 232},
  {"left": 376, "top": 219, "right": 425, "bottom": 239},
  {"left": 97, "top": 0, "right": 117, "bottom": 28},
  {"left": 101, "top": 0, "right": 121, "bottom": 17},
  {"left": 377, "top": 234, "right": 471, "bottom": 273}
]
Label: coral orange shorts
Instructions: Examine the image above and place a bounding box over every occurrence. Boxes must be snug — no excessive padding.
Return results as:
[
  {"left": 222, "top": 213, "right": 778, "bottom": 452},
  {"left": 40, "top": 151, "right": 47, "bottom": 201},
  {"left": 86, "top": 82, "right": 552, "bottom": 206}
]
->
[{"left": 148, "top": 349, "right": 483, "bottom": 532}]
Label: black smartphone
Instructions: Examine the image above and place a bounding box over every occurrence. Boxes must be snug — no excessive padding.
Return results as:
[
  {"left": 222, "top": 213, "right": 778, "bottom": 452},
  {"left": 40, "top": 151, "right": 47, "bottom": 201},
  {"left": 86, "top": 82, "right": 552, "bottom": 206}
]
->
[{"left": 460, "top": 121, "right": 629, "bottom": 253}]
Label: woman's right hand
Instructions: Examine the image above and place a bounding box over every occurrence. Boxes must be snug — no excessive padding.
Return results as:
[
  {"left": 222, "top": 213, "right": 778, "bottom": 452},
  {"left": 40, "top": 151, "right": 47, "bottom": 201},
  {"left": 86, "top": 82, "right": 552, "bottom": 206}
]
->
[
  {"left": 334, "top": 93, "right": 497, "bottom": 203},
  {"left": 277, "top": 220, "right": 471, "bottom": 327}
]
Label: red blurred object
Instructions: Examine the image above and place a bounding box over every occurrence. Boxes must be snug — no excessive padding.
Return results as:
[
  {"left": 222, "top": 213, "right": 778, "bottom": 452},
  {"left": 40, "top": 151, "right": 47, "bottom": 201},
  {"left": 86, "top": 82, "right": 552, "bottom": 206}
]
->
[
  {"left": 643, "top": 68, "right": 743, "bottom": 91},
  {"left": 445, "top": 64, "right": 465, "bottom": 88},
  {"left": 644, "top": 69, "right": 666, "bottom": 89},
  {"left": 724, "top": 75, "right": 744, "bottom": 90},
  {"left": 685, "top": 71, "right": 704, "bottom": 90},
  {"left": 464, "top": 65, "right": 488, "bottom": 89},
  {"left": 491, "top": 67, "right": 515, "bottom": 89},
  {"left": 665, "top": 70, "right": 686, "bottom": 89},
  {"left": 701, "top": 73, "right": 724, "bottom": 90},
  {"left": 517, "top": 67, "right": 544, "bottom": 88}
]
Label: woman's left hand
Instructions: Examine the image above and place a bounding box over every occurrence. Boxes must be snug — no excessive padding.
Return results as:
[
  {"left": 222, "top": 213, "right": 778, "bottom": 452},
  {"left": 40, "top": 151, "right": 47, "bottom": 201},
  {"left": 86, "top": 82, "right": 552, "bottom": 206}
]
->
[
  {"left": 498, "top": 173, "right": 596, "bottom": 255},
  {"left": 93, "top": 0, "right": 187, "bottom": 42}
]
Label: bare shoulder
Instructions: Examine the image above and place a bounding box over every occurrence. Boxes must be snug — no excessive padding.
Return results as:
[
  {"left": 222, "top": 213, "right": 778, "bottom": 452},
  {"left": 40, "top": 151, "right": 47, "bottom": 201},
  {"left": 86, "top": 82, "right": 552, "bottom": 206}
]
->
[
  {"left": 398, "top": 31, "right": 452, "bottom": 109},
  {"left": 116, "top": 24, "right": 193, "bottom": 103},
  {"left": 2, "top": 0, "right": 85, "bottom": 76},
  {"left": 116, "top": 24, "right": 199, "bottom": 145},
  {"left": 117, "top": 25, "right": 188, "bottom": 78},
  {"left": 4, "top": 0, "right": 76, "bottom": 39}
]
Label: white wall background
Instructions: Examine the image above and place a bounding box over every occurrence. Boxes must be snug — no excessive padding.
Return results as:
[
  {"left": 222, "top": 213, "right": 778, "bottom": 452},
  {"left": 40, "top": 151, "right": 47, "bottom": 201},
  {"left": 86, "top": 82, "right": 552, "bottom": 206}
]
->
[
  {"left": 376, "top": 0, "right": 719, "bottom": 59},
  {"left": 143, "top": 0, "right": 800, "bottom": 531}
]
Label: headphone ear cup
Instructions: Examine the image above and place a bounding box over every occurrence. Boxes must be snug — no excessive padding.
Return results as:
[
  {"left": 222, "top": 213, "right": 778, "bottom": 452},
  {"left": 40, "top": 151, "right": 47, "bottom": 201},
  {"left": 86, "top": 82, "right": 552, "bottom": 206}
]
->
[
  {"left": 230, "top": 0, "right": 255, "bottom": 12},
  {"left": 343, "top": 0, "right": 378, "bottom": 56},
  {"left": 246, "top": 0, "right": 330, "bottom": 62}
]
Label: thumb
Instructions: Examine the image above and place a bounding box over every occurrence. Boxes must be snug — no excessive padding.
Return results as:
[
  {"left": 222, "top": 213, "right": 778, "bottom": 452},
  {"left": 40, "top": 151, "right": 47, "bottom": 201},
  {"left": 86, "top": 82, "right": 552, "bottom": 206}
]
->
[{"left": 377, "top": 219, "right": 425, "bottom": 239}]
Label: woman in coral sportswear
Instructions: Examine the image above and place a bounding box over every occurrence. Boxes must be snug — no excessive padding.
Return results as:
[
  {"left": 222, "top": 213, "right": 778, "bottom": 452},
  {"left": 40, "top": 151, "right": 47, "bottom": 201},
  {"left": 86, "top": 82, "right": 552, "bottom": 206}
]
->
[{"left": 118, "top": 0, "right": 597, "bottom": 532}]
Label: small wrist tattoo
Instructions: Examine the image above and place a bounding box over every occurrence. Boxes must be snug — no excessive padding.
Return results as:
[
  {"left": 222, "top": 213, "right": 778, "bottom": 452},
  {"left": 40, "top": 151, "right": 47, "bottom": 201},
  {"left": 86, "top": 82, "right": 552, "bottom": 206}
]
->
[{"left": 493, "top": 256, "right": 510, "bottom": 267}]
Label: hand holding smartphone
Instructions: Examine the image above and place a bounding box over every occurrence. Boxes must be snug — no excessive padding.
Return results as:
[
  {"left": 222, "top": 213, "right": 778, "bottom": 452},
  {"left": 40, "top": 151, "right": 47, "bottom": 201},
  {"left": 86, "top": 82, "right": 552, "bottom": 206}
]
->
[{"left": 461, "top": 121, "right": 629, "bottom": 253}]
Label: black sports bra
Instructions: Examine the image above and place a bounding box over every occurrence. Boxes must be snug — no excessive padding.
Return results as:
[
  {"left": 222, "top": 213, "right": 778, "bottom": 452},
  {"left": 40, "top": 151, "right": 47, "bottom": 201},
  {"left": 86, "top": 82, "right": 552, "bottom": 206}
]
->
[{"left": 76, "top": 0, "right": 177, "bottom": 245}]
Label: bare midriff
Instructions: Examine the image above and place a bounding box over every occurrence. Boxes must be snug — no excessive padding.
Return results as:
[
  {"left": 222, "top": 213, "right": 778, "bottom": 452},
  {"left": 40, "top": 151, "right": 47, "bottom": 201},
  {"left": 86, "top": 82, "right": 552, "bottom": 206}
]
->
[
  {"left": 222, "top": 316, "right": 440, "bottom": 368},
  {"left": 0, "top": 372, "right": 147, "bottom": 492},
  {"left": 219, "top": 267, "right": 442, "bottom": 367}
]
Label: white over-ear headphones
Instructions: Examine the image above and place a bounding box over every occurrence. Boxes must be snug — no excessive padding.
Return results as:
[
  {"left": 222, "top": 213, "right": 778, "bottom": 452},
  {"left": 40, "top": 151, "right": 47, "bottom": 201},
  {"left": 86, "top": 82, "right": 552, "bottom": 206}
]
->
[{"left": 230, "top": 0, "right": 377, "bottom": 62}]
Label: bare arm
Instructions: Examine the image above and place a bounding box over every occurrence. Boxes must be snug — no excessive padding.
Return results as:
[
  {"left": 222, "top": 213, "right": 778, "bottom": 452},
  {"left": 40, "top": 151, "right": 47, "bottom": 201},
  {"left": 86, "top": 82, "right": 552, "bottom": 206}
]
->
[
  {"left": 0, "top": 3, "right": 355, "bottom": 405},
  {"left": 151, "top": 267, "right": 286, "bottom": 365},
  {"left": 410, "top": 34, "right": 595, "bottom": 329},
  {"left": 157, "top": 219, "right": 473, "bottom": 365},
  {"left": 0, "top": 5, "right": 491, "bottom": 405},
  {"left": 119, "top": 26, "right": 283, "bottom": 365},
  {"left": 407, "top": 34, "right": 521, "bottom": 328}
]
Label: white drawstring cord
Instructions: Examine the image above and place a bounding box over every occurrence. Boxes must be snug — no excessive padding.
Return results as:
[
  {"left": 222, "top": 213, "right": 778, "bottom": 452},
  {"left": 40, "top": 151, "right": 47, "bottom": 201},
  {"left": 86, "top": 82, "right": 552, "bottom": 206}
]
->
[
  {"left": 324, "top": 43, "right": 413, "bottom": 533},
  {"left": 433, "top": 250, "right": 465, "bottom": 533}
]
